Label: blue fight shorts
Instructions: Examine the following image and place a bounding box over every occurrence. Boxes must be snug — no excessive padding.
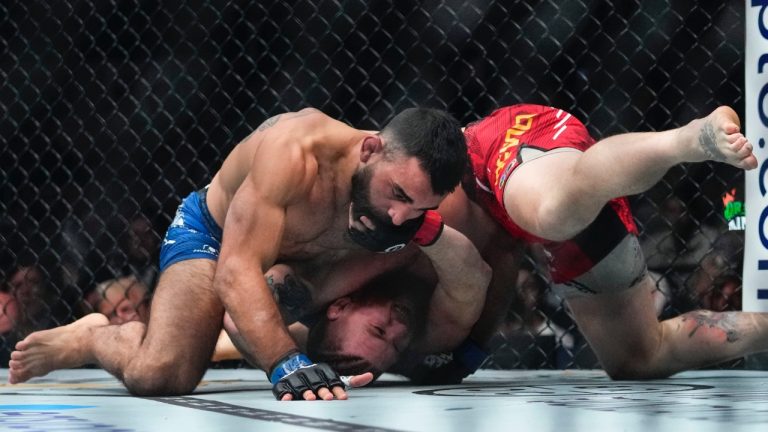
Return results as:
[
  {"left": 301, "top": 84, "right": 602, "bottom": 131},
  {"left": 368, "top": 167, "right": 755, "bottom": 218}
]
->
[{"left": 159, "top": 187, "right": 224, "bottom": 272}]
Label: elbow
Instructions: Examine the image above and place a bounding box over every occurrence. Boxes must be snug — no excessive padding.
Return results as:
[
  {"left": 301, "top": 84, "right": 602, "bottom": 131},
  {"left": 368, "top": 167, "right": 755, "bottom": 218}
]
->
[
  {"left": 478, "top": 260, "right": 492, "bottom": 293},
  {"left": 466, "top": 265, "right": 491, "bottom": 325},
  {"left": 468, "top": 257, "right": 492, "bottom": 303},
  {"left": 211, "top": 258, "right": 244, "bottom": 299}
]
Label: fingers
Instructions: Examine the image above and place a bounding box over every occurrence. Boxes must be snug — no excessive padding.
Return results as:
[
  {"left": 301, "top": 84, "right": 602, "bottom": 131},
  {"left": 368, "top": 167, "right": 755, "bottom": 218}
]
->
[
  {"left": 279, "top": 386, "right": 346, "bottom": 401},
  {"left": 331, "top": 386, "right": 348, "bottom": 400},
  {"left": 302, "top": 389, "right": 317, "bottom": 401},
  {"left": 348, "top": 372, "right": 375, "bottom": 388},
  {"left": 274, "top": 363, "right": 369, "bottom": 401},
  {"left": 359, "top": 216, "right": 376, "bottom": 230},
  {"left": 350, "top": 219, "right": 367, "bottom": 232},
  {"left": 350, "top": 215, "right": 376, "bottom": 232}
]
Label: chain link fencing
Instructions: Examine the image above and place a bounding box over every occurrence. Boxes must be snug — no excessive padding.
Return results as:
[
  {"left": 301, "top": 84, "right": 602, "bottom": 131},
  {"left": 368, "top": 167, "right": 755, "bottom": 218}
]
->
[{"left": 1, "top": 1, "right": 760, "bottom": 369}]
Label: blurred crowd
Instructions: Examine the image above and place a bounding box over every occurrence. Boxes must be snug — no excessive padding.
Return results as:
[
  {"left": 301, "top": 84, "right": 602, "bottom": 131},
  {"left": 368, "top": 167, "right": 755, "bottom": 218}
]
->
[{"left": 1, "top": 186, "right": 750, "bottom": 370}]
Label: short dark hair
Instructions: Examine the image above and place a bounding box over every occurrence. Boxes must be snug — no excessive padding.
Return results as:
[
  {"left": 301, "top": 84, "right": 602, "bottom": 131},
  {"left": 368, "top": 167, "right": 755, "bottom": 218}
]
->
[
  {"left": 380, "top": 108, "right": 467, "bottom": 195},
  {"left": 305, "top": 272, "right": 432, "bottom": 378},
  {"left": 306, "top": 319, "right": 385, "bottom": 379}
]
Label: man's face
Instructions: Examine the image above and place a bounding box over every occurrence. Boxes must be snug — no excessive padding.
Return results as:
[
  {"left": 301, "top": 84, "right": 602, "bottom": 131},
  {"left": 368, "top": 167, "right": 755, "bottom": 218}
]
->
[
  {"left": 9, "top": 267, "right": 42, "bottom": 308},
  {"left": 98, "top": 280, "right": 150, "bottom": 325},
  {"left": 325, "top": 295, "right": 419, "bottom": 372},
  {"left": 0, "top": 291, "right": 19, "bottom": 333},
  {"left": 127, "top": 216, "right": 157, "bottom": 263},
  {"left": 351, "top": 154, "right": 443, "bottom": 227}
]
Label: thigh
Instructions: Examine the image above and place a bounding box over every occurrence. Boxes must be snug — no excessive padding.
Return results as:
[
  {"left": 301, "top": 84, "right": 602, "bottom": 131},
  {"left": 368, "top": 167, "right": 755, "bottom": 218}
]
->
[
  {"left": 141, "top": 259, "right": 224, "bottom": 373},
  {"left": 503, "top": 150, "right": 599, "bottom": 241},
  {"left": 566, "top": 273, "right": 662, "bottom": 373}
]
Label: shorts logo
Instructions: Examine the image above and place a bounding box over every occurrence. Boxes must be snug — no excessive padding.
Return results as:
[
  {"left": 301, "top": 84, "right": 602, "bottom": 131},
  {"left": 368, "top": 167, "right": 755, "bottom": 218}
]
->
[
  {"left": 494, "top": 114, "right": 535, "bottom": 185},
  {"left": 497, "top": 160, "right": 518, "bottom": 190},
  {"left": 171, "top": 209, "right": 185, "bottom": 227},
  {"left": 193, "top": 244, "right": 218, "bottom": 255}
]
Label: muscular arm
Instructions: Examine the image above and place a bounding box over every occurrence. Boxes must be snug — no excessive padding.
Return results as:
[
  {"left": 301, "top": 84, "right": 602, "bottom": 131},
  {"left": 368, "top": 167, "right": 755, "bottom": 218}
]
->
[
  {"left": 415, "top": 224, "right": 492, "bottom": 353},
  {"left": 468, "top": 241, "right": 525, "bottom": 347},
  {"left": 213, "top": 119, "right": 317, "bottom": 372},
  {"left": 213, "top": 264, "right": 314, "bottom": 363}
]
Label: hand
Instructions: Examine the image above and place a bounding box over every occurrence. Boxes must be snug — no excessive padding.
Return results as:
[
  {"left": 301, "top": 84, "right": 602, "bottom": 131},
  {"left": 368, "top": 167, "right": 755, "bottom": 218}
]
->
[
  {"left": 347, "top": 206, "right": 444, "bottom": 253},
  {"left": 278, "top": 372, "right": 375, "bottom": 401},
  {"left": 269, "top": 351, "right": 374, "bottom": 400},
  {"left": 408, "top": 339, "right": 488, "bottom": 385}
]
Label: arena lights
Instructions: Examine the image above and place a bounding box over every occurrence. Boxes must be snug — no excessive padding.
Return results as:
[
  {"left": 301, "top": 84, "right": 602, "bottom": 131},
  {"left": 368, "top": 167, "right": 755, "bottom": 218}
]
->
[{"left": 744, "top": 0, "right": 768, "bottom": 311}]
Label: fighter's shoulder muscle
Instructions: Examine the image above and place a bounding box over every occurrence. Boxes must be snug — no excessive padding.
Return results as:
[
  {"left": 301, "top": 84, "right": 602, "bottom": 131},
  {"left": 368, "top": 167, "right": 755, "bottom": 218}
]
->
[{"left": 244, "top": 109, "right": 350, "bottom": 203}]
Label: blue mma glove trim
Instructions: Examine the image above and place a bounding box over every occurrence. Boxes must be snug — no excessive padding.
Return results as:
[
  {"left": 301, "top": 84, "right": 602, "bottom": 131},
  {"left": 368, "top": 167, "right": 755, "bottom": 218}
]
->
[
  {"left": 454, "top": 339, "right": 488, "bottom": 372},
  {"left": 269, "top": 352, "right": 313, "bottom": 383}
]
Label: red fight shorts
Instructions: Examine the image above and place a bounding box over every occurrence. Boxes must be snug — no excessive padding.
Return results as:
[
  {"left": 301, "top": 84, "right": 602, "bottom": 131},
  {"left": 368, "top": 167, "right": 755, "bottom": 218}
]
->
[{"left": 462, "top": 104, "right": 647, "bottom": 297}]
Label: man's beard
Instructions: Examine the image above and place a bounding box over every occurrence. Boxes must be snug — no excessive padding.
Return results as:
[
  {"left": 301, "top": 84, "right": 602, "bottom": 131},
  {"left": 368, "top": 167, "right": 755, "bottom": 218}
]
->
[{"left": 350, "top": 165, "right": 393, "bottom": 227}]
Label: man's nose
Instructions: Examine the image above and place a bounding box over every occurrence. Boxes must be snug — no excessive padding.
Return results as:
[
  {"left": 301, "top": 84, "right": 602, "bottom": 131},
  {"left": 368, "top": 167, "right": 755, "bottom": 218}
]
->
[{"left": 388, "top": 204, "right": 419, "bottom": 226}]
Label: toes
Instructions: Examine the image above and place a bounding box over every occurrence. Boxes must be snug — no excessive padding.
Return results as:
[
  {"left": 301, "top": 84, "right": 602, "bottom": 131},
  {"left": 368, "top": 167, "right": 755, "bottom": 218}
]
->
[
  {"left": 729, "top": 136, "right": 747, "bottom": 151},
  {"left": 14, "top": 340, "right": 27, "bottom": 351},
  {"left": 742, "top": 154, "right": 758, "bottom": 170},
  {"left": 8, "top": 359, "right": 22, "bottom": 370}
]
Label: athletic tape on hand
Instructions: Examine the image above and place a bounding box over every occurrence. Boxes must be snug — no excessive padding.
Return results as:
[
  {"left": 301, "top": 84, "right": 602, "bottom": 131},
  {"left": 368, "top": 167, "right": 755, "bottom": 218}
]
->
[{"left": 340, "top": 375, "right": 352, "bottom": 389}]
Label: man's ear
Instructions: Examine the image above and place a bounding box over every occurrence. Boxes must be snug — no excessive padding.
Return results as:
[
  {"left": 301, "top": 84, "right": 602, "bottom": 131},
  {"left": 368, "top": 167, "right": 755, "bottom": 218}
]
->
[
  {"left": 360, "top": 135, "right": 383, "bottom": 163},
  {"left": 326, "top": 296, "right": 352, "bottom": 320}
]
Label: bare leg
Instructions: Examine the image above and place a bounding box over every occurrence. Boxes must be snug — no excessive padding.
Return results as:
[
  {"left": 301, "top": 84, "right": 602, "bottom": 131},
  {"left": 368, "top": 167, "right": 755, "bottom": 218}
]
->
[
  {"left": 9, "top": 259, "right": 224, "bottom": 395},
  {"left": 567, "top": 274, "right": 768, "bottom": 379},
  {"left": 504, "top": 106, "right": 757, "bottom": 241}
]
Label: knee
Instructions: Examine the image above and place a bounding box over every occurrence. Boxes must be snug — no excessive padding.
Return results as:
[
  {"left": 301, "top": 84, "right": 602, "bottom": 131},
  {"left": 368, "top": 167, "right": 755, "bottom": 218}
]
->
[
  {"left": 604, "top": 362, "right": 655, "bottom": 380},
  {"left": 123, "top": 358, "right": 201, "bottom": 396},
  {"left": 602, "top": 352, "right": 671, "bottom": 381},
  {"left": 532, "top": 197, "right": 592, "bottom": 242}
]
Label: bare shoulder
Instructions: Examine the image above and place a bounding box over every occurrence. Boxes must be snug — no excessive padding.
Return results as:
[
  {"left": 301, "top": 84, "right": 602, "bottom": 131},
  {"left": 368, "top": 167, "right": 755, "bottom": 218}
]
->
[{"left": 255, "top": 108, "right": 336, "bottom": 135}]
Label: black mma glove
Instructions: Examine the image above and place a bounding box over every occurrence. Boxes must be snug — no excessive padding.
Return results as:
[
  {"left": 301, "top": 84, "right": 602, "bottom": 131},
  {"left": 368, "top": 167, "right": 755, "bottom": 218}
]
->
[
  {"left": 408, "top": 339, "right": 488, "bottom": 385},
  {"left": 269, "top": 351, "right": 344, "bottom": 400},
  {"left": 348, "top": 209, "right": 444, "bottom": 253}
]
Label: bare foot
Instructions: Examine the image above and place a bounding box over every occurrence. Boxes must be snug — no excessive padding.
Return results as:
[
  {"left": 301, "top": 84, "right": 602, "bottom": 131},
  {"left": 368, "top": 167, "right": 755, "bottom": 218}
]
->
[
  {"left": 684, "top": 106, "right": 758, "bottom": 170},
  {"left": 8, "top": 313, "right": 109, "bottom": 384}
]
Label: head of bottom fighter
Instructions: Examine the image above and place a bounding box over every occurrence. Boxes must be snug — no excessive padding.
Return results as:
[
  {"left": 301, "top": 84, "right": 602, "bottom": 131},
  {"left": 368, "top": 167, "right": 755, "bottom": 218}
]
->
[{"left": 304, "top": 272, "right": 432, "bottom": 378}]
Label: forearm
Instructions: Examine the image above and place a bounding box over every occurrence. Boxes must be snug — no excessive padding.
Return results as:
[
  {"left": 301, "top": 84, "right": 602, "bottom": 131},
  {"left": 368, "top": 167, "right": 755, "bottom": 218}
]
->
[
  {"left": 214, "top": 260, "right": 297, "bottom": 370},
  {"left": 416, "top": 225, "right": 492, "bottom": 352},
  {"left": 468, "top": 244, "right": 525, "bottom": 347},
  {"left": 420, "top": 225, "right": 491, "bottom": 307}
]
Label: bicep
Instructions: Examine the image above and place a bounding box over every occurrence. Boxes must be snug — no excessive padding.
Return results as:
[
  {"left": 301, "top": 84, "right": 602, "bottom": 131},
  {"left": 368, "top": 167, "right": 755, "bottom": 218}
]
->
[
  {"left": 220, "top": 180, "right": 286, "bottom": 271},
  {"left": 220, "top": 143, "right": 312, "bottom": 271}
]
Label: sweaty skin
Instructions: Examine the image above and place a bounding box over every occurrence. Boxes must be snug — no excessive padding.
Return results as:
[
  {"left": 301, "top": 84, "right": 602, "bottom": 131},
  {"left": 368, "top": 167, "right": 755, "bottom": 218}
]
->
[
  {"left": 9, "top": 108, "right": 452, "bottom": 401},
  {"left": 495, "top": 105, "right": 766, "bottom": 379}
]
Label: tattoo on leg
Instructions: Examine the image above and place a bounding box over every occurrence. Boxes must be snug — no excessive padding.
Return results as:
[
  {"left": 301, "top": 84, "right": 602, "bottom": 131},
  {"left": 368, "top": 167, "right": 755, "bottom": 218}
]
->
[
  {"left": 682, "top": 311, "right": 740, "bottom": 343},
  {"left": 266, "top": 274, "right": 311, "bottom": 323},
  {"left": 699, "top": 121, "right": 726, "bottom": 162}
]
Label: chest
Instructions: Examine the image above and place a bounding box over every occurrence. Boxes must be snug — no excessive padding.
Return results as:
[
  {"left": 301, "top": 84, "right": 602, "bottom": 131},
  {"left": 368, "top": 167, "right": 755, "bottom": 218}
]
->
[{"left": 278, "top": 180, "right": 358, "bottom": 257}]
